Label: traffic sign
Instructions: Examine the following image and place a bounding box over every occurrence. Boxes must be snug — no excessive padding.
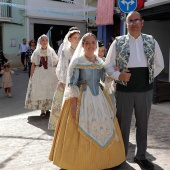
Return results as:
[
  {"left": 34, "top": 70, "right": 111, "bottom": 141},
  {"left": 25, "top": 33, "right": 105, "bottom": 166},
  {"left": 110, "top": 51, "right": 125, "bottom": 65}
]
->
[{"left": 118, "top": 0, "right": 137, "bottom": 13}]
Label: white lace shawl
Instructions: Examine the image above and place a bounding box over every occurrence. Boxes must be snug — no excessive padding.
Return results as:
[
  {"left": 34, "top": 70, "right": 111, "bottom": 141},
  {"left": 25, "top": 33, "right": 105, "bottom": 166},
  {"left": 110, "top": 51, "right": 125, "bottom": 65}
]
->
[
  {"left": 56, "top": 48, "right": 74, "bottom": 84},
  {"left": 31, "top": 48, "right": 58, "bottom": 67}
]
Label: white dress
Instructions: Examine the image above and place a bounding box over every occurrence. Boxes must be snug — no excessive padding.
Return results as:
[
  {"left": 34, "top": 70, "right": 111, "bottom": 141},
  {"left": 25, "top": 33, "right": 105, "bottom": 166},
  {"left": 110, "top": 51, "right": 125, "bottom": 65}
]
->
[{"left": 25, "top": 48, "right": 58, "bottom": 110}]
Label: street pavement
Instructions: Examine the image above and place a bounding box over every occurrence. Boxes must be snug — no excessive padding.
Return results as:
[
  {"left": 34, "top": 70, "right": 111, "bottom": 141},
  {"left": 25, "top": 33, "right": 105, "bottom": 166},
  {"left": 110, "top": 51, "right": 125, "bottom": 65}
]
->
[{"left": 0, "top": 68, "right": 170, "bottom": 170}]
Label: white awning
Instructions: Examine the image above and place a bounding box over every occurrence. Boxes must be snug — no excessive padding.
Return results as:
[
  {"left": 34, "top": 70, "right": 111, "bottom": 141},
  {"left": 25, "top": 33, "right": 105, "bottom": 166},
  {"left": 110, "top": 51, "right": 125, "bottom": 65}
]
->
[{"left": 144, "top": 0, "right": 170, "bottom": 9}]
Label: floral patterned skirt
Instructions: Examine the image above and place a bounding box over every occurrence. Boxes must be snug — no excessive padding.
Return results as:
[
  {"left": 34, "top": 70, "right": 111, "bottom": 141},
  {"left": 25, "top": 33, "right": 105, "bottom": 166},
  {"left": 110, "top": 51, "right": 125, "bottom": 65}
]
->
[
  {"left": 48, "top": 84, "right": 64, "bottom": 130},
  {"left": 25, "top": 67, "right": 58, "bottom": 110}
]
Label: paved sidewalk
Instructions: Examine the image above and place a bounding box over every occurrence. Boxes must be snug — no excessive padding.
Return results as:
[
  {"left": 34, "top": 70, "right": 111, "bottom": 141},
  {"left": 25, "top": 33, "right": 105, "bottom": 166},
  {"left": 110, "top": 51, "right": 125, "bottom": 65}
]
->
[{"left": 0, "top": 69, "right": 170, "bottom": 170}]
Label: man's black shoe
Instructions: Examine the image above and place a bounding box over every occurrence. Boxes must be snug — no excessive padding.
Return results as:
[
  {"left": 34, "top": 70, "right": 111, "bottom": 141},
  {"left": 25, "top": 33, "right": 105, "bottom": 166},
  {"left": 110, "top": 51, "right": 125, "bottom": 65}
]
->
[{"left": 134, "top": 157, "right": 154, "bottom": 170}]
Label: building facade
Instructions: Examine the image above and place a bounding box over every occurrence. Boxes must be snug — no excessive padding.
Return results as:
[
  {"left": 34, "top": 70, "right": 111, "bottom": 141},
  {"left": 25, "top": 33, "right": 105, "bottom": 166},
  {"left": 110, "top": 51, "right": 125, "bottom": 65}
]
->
[
  {"left": 139, "top": 0, "right": 170, "bottom": 79},
  {"left": 0, "top": 0, "right": 88, "bottom": 67},
  {"left": 139, "top": 0, "right": 170, "bottom": 102},
  {"left": 0, "top": 0, "right": 25, "bottom": 67}
]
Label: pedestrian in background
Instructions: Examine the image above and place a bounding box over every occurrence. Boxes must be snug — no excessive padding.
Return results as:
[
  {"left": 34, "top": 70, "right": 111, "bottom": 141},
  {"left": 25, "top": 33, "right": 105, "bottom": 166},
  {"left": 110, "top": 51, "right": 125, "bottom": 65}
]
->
[
  {"left": 25, "top": 39, "right": 36, "bottom": 77},
  {"left": 48, "top": 27, "right": 80, "bottom": 130},
  {"left": 105, "top": 11, "right": 164, "bottom": 170},
  {"left": 17, "top": 38, "right": 29, "bottom": 71},
  {"left": 25, "top": 34, "right": 58, "bottom": 118},
  {"left": 98, "top": 40, "right": 106, "bottom": 60},
  {"left": 0, "top": 62, "right": 14, "bottom": 98}
]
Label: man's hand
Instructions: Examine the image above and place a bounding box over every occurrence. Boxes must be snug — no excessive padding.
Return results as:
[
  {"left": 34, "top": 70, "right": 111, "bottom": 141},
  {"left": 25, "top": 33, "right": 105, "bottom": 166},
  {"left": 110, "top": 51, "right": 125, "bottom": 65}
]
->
[{"left": 118, "top": 69, "right": 131, "bottom": 82}]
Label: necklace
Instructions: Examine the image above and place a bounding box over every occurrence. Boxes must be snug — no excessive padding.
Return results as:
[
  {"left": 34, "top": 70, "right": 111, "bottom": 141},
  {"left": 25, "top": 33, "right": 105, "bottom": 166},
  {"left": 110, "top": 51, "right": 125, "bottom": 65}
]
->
[
  {"left": 85, "top": 55, "right": 94, "bottom": 61},
  {"left": 42, "top": 47, "right": 47, "bottom": 50},
  {"left": 71, "top": 46, "right": 75, "bottom": 51},
  {"left": 85, "top": 55, "right": 93, "bottom": 59}
]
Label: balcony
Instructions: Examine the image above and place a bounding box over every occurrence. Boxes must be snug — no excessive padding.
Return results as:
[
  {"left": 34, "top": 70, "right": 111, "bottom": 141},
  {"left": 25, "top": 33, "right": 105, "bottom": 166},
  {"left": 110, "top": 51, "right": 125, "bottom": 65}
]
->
[{"left": 0, "top": 0, "right": 12, "bottom": 22}]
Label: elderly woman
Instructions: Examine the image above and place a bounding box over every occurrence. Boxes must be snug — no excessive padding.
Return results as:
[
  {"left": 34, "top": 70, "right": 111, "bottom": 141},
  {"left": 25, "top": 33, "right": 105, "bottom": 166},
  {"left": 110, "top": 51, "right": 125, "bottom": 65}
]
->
[
  {"left": 49, "top": 33, "right": 125, "bottom": 170},
  {"left": 25, "top": 34, "right": 58, "bottom": 117}
]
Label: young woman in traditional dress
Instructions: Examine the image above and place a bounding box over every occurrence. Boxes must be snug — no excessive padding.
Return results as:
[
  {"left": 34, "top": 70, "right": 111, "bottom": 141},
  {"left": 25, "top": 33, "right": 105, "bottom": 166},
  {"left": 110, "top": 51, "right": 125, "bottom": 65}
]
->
[
  {"left": 49, "top": 33, "right": 125, "bottom": 169},
  {"left": 48, "top": 27, "right": 80, "bottom": 130},
  {"left": 25, "top": 34, "right": 58, "bottom": 117}
]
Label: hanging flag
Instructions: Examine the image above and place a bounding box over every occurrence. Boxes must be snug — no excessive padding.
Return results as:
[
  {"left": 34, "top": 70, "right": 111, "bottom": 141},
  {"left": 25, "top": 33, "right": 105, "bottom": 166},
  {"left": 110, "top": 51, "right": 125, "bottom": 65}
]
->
[
  {"left": 46, "top": 26, "right": 53, "bottom": 47},
  {"left": 136, "top": 0, "right": 145, "bottom": 10},
  {"left": 96, "top": 0, "right": 115, "bottom": 25}
]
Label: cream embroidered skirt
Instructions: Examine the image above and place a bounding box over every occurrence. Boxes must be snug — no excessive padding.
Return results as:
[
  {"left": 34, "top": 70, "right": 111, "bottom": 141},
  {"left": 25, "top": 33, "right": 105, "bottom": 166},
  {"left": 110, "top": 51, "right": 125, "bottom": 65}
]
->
[
  {"left": 25, "top": 67, "right": 58, "bottom": 110},
  {"left": 49, "top": 87, "right": 125, "bottom": 170}
]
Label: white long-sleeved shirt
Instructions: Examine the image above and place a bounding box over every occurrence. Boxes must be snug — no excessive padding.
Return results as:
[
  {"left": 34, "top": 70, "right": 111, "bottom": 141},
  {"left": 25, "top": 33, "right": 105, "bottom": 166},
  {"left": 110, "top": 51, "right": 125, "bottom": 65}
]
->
[
  {"left": 19, "top": 43, "right": 29, "bottom": 54},
  {"left": 104, "top": 33, "right": 164, "bottom": 80}
]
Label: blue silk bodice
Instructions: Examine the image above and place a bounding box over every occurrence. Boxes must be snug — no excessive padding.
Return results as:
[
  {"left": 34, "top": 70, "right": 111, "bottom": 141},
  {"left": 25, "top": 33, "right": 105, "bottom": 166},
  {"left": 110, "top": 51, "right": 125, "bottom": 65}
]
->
[{"left": 68, "top": 57, "right": 105, "bottom": 96}]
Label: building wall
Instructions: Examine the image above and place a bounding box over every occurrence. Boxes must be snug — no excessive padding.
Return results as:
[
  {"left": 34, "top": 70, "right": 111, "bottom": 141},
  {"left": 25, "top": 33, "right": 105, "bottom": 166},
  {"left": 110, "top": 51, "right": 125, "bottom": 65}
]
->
[
  {"left": 2, "top": 0, "right": 87, "bottom": 67},
  {"left": 142, "top": 20, "right": 170, "bottom": 74},
  {"left": 3, "top": 0, "right": 27, "bottom": 67},
  {"left": 26, "top": 0, "right": 86, "bottom": 21},
  {"left": 26, "top": 0, "right": 86, "bottom": 53},
  {"left": 87, "top": 0, "right": 97, "bottom": 28}
]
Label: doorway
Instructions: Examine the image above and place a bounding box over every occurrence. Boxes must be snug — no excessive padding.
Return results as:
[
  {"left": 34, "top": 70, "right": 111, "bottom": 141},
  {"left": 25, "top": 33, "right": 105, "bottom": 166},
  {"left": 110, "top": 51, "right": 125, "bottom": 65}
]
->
[{"left": 34, "top": 24, "right": 73, "bottom": 52}]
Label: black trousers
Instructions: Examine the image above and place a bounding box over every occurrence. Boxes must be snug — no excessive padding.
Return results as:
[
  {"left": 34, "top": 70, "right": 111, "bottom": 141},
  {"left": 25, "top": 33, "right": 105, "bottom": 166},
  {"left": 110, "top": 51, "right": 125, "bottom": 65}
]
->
[
  {"left": 21, "top": 52, "right": 26, "bottom": 66},
  {"left": 28, "top": 62, "right": 32, "bottom": 77}
]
